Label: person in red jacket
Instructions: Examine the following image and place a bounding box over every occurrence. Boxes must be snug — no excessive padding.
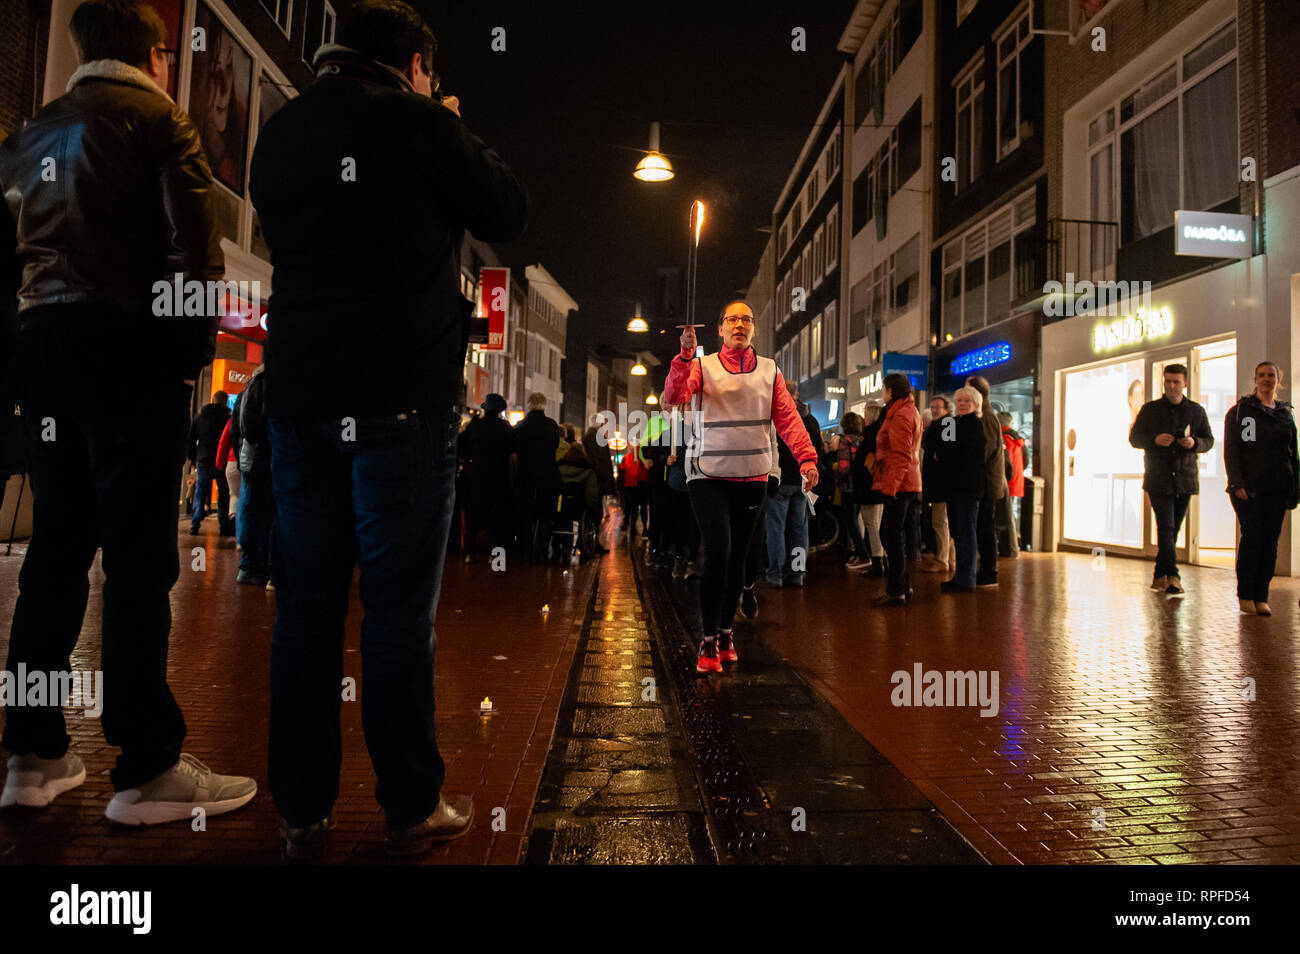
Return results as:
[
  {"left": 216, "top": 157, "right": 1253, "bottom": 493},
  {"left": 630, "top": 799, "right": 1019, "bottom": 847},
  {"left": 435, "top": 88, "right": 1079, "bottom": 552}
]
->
[
  {"left": 620, "top": 443, "right": 649, "bottom": 536},
  {"left": 872, "top": 373, "right": 923, "bottom": 605},
  {"left": 999, "top": 412, "right": 1025, "bottom": 557},
  {"left": 665, "top": 299, "right": 818, "bottom": 673}
]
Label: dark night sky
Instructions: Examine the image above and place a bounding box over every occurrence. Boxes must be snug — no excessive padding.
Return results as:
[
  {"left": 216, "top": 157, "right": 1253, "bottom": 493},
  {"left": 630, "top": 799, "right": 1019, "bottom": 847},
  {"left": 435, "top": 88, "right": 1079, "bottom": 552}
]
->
[{"left": 410, "top": 0, "right": 858, "bottom": 371}]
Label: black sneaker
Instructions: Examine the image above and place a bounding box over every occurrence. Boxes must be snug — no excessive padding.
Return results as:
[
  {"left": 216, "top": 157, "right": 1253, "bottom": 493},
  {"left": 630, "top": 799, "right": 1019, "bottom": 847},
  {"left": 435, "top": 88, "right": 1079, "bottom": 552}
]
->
[
  {"left": 941, "top": 580, "right": 975, "bottom": 593},
  {"left": 975, "top": 575, "right": 999, "bottom": 589},
  {"left": 739, "top": 584, "right": 758, "bottom": 619},
  {"left": 282, "top": 814, "right": 335, "bottom": 861}
]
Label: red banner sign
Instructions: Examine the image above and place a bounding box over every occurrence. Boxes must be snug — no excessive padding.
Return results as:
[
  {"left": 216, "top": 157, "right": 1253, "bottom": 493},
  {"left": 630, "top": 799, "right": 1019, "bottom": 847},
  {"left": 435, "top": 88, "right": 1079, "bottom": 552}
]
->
[{"left": 479, "top": 267, "right": 510, "bottom": 351}]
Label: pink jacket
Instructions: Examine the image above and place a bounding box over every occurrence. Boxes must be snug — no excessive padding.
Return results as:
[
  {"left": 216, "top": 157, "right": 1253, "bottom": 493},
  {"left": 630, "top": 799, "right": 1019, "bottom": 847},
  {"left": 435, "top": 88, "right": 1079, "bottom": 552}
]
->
[
  {"left": 872, "top": 397, "right": 922, "bottom": 497},
  {"left": 663, "top": 345, "right": 817, "bottom": 482}
]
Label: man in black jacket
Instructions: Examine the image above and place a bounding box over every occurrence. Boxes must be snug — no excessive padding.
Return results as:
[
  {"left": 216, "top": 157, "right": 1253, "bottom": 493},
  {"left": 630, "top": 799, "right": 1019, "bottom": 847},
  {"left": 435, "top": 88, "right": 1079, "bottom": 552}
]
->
[
  {"left": 1128, "top": 364, "right": 1214, "bottom": 594},
  {"left": 0, "top": 0, "right": 254, "bottom": 824},
  {"left": 187, "top": 391, "right": 233, "bottom": 535},
  {"left": 512, "top": 393, "right": 561, "bottom": 562},
  {"left": 249, "top": 0, "right": 527, "bottom": 858},
  {"left": 460, "top": 393, "right": 513, "bottom": 562}
]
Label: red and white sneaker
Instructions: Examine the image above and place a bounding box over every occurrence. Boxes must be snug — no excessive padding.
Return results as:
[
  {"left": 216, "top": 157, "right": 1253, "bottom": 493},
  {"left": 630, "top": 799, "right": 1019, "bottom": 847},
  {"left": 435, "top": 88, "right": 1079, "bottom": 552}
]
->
[
  {"left": 717, "top": 630, "right": 739, "bottom": 664},
  {"left": 696, "top": 638, "right": 722, "bottom": 674}
]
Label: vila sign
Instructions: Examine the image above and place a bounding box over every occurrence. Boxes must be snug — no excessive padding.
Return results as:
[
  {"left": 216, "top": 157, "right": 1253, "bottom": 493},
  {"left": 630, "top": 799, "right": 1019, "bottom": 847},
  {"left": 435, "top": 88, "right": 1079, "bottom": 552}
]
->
[
  {"left": 1174, "top": 210, "right": 1252, "bottom": 259},
  {"left": 478, "top": 267, "right": 510, "bottom": 351},
  {"left": 1092, "top": 307, "right": 1173, "bottom": 353},
  {"left": 823, "top": 378, "right": 847, "bottom": 402}
]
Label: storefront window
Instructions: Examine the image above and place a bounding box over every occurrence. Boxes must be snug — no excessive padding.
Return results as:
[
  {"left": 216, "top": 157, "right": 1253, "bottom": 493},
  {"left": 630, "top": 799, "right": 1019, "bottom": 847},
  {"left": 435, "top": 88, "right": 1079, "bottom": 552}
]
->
[{"left": 1062, "top": 359, "right": 1145, "bottom": 546}]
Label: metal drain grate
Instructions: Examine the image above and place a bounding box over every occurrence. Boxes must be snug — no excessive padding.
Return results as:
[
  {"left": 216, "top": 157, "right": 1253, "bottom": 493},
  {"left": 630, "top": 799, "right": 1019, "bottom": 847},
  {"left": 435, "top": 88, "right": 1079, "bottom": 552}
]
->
[{"left": 632, "top": 555, "right": 795, "bottom": 865}]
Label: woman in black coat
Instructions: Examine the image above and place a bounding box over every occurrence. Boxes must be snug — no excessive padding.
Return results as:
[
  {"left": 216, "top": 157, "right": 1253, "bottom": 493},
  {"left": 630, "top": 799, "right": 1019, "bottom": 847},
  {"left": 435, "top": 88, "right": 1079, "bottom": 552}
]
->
[
  {"left": 937, "top": 387, "right": 988, "bottom": 592},
  {"left": 1224, "top": 361, "right": 1300, "bottom": 615}
]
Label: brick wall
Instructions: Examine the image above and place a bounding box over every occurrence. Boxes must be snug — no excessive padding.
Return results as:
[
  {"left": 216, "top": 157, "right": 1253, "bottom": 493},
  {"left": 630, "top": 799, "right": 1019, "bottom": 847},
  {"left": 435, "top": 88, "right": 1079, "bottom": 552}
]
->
[
  {"left": 1264, "top": 0, "right": 1300, "bottom": 177},
  {"left": 0, "top": 0, "right": 49, "bottom": 144}
]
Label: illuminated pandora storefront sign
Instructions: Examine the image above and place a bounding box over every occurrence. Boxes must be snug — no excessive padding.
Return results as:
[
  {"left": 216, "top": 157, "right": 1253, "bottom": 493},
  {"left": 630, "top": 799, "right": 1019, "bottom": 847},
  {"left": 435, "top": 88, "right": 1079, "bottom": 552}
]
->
[
  {"left": 1174, "top": 210, "right": 1253, "bottom": 259},
  {"left": 1091, "top": 307, "right": 1173, "bottom": 353}
]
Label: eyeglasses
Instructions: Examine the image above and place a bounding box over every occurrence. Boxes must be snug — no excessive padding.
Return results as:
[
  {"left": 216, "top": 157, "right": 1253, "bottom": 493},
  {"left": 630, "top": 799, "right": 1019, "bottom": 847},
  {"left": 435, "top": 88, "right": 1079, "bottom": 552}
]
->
[
  {"left": 155, "top": 47, "right": 178, "bottom": 68},
  {"left": 722, "top": 316, "right": 755, "bottom": 327}
]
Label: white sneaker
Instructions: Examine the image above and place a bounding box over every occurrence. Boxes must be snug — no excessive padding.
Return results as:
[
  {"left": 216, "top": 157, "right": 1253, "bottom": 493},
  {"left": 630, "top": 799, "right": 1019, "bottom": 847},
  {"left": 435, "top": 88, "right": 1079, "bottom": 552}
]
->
[
  {"left": 105, "top": 753, "right": 256, "bottom": 825},
  {"left": 1, "top": 753, "right": 86, "bottom": 808}
]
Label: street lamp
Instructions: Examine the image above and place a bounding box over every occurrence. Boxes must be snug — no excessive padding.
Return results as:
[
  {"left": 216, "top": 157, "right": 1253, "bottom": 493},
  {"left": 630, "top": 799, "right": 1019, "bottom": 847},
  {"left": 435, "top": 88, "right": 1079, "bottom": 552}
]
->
[
  {"left": 630, "top": 362, "right": 648, "bottom": 376},
  {"left": 626, "top": 302, "right": 649, "bottom": 333},
  {"left": 645, "top": 393, "right": 659, "bottom": 405},
  {"left": 633, "top": 122, "right": 674, "bottom": 182}
]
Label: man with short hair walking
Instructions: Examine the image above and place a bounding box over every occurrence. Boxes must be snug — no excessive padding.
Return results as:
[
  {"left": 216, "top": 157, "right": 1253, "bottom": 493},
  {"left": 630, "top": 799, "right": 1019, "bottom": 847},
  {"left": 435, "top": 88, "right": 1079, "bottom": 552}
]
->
[{"left": 1129, "top": 364, "right": 1214, "bottom": 594}]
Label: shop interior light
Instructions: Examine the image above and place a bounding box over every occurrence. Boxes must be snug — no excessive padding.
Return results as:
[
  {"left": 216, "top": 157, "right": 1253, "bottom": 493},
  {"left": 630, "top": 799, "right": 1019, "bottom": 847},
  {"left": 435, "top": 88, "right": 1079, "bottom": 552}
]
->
[
  {"left": 945, "top": 333, "right": 953, "bottom": 342},
  {"left": 631, "top": 362, "right": 648, "bottom": 376}
]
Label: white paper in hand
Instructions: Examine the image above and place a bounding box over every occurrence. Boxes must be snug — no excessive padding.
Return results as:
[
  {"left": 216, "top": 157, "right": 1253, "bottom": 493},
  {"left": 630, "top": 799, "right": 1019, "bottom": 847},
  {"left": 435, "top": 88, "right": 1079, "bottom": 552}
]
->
[{"left": 802, "top": 472, "right": 818, "bottom": 515}]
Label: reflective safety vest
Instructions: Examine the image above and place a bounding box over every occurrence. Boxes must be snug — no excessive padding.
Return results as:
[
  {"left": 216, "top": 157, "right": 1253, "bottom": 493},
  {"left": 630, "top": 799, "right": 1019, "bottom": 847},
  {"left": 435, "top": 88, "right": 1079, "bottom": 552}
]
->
[{"left": 686, "top": 352, "right": 776, "bottom": 480}]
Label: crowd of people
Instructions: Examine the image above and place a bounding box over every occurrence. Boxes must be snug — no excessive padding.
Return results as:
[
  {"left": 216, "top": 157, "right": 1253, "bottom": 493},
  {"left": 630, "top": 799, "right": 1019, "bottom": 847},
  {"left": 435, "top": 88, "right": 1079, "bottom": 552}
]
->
[
  {"left": 455, "top": 391, "right": 612, "bottom": 564},
  {"left": 636, "top": 307, "right": 1298, "bottom": 674}
]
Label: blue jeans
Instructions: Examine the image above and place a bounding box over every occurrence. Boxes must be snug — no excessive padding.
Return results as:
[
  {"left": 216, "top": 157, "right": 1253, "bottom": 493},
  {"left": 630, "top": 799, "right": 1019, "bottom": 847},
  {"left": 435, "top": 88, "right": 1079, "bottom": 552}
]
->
[
  {"left": 267, "top": 408, "right": 458, "bottom": 829},
  {"left": 236, "top": 462, "right": 274, "bottom": 576},
  {"left": 763, "top": 484, "right": 809, "bottom": 584},
  {"left": 1149, "top": 493, "right": 1190, "bottom": 581},
  {"left": 190, "top": 461, "right": 230, "bottom": 531},
  {"left": 947, "top": 491, "right": 981, "bottom": 588}
]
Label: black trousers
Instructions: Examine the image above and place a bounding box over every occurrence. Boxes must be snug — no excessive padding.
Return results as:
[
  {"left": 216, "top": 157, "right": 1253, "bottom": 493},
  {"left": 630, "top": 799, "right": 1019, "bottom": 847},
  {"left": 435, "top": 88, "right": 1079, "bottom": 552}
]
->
[
  {"left": 976, "top": 491, "right": 999, "bottom": 582},
  {"left": 882, "top": 492, "right": 919, "bottom": 596},
  {"left": 670, "top": 487, "right": 697, "bottom": 557},
  {"left": 687, "top": 479, "right": 766, "bottom": 636},
  {"left": 1231, "top": 492, "right": 1289, "bottom": 602},
  {"left": 2, "top": 381, "right": 191, "bottom": 791}
]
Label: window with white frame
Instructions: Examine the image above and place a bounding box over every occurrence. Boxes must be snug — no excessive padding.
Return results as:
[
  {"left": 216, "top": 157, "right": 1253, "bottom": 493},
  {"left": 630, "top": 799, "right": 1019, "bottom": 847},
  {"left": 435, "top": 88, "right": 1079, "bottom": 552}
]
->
[
  {"left": 777, "top": 224, "right": 788, "bottom": 259},
  {"left": 799, "top": 326, "right": 811, "bottom": 380},
  {"left": 1088, "top": 19, "right": 1237, "bottom": 247},
  {"left": 940, "top": 189, "right": 1037, "bottom": 342},
  {"left": 791, "top": 198, "right": 803, "bottom": 235},
  {"left": 953, "top": 56, "right": 986, "bottom": 192},
  {"left": 806, "top": 172, "right": 819, "bottom": 210},
  {"left": 258, "top": 0, "right": 292, "bottom": 36},
  {"left": 825, "top": 204, "right": 839, "bottom": 273},
  {"left": 813, "top": 225, "right": 825, "bottom": 287},
  {"left": 302, "top": 0, "right": 337, "bottom": 62},
  {"left": 824, "top": 127, "right": 841, "bottom": 181},
  {"left": 823, "top": 300, "right": 837, "bottom": 368},
  {"left": 801, "top": 246, "right": 812, "bottom": 298},
  {"left": 810, "top": 314, "right": 822, "bottom": 374},
  {"left": 995, "top": 7, "right": 1033, "bottom": 161}
]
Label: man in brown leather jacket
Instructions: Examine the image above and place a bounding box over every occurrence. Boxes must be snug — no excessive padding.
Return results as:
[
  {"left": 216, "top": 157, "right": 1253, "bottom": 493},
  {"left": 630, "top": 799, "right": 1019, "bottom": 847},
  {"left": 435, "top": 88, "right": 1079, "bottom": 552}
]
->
[{"left": 0, "top": 0, "right": 255, "bottom": 825}]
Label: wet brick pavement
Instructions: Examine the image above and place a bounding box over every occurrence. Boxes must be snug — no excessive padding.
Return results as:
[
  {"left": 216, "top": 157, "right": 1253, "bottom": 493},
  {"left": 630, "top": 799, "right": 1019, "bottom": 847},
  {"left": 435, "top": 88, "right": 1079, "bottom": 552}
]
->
[
  {"left": 0, "top": 520, "right": 595, "bottom": 864},
  {"left": 740, "top": 548, "right": 1300, "bottom": 865},
  {"left": 3, "top": 508, "right": 1298, "bottom": 865}
]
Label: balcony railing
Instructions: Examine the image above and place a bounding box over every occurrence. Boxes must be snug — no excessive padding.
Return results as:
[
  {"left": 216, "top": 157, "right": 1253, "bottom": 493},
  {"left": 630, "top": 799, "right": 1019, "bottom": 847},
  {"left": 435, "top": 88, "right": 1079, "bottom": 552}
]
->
[{"left": 1047, "top": 218, "right": 1119, "bottom": 288}]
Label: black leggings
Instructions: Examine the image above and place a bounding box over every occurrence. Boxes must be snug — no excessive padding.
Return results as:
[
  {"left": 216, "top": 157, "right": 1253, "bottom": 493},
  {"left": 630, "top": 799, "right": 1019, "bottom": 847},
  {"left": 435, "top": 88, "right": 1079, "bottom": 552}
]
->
[{"left": 687, "top": 479, "right": 766, "bottom": 636}]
